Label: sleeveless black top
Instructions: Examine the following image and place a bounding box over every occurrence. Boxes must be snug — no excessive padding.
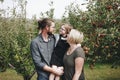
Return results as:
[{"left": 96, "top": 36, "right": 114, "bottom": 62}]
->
[{"left": 50, "top": 35, "right": 70, "bottom": 66}]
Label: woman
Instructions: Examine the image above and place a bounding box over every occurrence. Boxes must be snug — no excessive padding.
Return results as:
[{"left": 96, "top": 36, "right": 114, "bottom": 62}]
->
[
  {"left": 63, "top": 29, "right": 85, "bottom": 80},
  {"left": 49, "top": 23, "right": 73, "bottom": 80}
]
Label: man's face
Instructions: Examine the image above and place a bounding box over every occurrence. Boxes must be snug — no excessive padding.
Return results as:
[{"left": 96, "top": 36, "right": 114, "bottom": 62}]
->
[{"left": 47, "top": 22, "right": 55, "bottom": 35}]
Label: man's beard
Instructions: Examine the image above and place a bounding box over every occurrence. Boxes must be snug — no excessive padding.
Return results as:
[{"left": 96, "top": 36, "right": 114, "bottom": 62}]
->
[{"left": 47, "top": 32, "right": 52, "bottom": 35}]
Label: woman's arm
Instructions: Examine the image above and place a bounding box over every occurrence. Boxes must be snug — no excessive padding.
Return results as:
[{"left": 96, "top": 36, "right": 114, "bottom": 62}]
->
[{"left": 72, "top": 57, "right": 84, "bottom": 80}]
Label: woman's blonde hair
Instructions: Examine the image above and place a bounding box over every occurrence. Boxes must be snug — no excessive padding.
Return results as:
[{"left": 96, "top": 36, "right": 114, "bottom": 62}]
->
[{"left": 67, "top": 29, "right": 84, "bottom": 44}]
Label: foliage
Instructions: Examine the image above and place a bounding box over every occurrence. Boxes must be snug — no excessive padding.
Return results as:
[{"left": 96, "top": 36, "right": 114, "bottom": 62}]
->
[
  {"left": 0, "top": 0, "right": 4, "bottom": 3},
  {"left": 0, "top": 0, "right": 58, "bottom": 80},
  {"left": 39, "top": 1, "right": 54, "bottom": 19},
  {"left": 62, "top": 0, "right": 120, "bottom": 68},
  {"left": 0, "top": 0, "right": 36, "bottom": 80},
  {"left": 39, "top": 1, "right": 62, "bottom": 33},
  {"left": 0, "top": 1, "right": 120, "bottom": 80}
]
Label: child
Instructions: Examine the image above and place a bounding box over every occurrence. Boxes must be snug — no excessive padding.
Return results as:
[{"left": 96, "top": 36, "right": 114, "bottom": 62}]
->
[{"left": 49, "top": 23, "right": 73, "bottom": 80}]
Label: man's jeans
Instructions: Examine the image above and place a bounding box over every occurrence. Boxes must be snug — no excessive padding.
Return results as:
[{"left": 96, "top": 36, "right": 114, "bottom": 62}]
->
[{"left": 37, "top": 74, "right": 49, "bottom": 80}]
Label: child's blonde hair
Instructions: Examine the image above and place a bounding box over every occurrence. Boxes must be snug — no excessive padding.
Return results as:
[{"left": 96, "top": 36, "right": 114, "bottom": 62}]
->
[{"left": 61, "top": 23, "right": 73, "bottom": 34}]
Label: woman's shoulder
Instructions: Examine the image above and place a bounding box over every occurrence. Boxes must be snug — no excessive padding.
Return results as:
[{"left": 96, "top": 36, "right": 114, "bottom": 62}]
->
[{"left": 74, "top": 47, "right": 85, "bottom": 58}]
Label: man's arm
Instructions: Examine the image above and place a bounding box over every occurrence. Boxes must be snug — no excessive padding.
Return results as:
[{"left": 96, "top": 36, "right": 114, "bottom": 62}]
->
[
  {"left": 43, "top": 65, "right": 63, "bottom": 76},
  {"left": 30, "top": 40, "right": 46, "bottom": 69},
  {"left": 30, "top": 40, "right": 63, "bottom": 76}
]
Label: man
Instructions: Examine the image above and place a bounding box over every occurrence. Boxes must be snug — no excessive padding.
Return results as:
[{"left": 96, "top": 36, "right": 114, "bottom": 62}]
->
[{"left": 30, "top": 18, "right": 63, "bottom": 80}]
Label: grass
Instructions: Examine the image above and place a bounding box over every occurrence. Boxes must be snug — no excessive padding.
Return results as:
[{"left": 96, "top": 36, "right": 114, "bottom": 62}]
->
[
  {"left": 84, "top": 63, "right": 120, "bottom": 80},
  {"left": 0, "top": 64, "right": 120, "bottom": 80},
  {"left": 0, "top": 69, "right": 37, "bottom": 80}
]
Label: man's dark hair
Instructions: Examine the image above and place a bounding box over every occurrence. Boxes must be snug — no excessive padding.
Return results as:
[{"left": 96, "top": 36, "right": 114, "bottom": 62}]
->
[{"left": 38, "top": 18, "right": 54, "bottom": 30}]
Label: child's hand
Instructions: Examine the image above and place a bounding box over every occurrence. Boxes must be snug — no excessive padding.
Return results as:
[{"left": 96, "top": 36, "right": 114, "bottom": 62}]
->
[
  {"left": 54, "top": 68, "right": 64, "bottom": 76},
  {"left": 58, "top": 66, "right": 64, "bottom": 70}
]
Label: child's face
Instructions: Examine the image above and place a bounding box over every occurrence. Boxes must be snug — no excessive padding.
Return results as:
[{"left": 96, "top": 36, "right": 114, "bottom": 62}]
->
[{"left": 59, "top": 25, "right": 66, "bottom": 35}]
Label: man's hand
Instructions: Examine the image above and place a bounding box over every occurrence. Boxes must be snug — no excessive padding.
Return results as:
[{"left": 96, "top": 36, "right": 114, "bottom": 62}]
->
[
  {"left": 51, "top": 65, "right": 64, "bottom": 76},
  {"left": 53, "top": 67, "right": 64, "bottom": 76}
]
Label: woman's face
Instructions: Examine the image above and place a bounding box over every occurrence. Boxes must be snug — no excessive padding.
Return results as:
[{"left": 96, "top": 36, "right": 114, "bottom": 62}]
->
[{"left": 59, "top": 25, "right": 66, "bottom": 35}]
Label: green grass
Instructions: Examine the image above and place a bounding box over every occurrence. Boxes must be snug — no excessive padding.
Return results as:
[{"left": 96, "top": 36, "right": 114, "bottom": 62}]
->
[
  {"left": 0, "top": 64, "right": 120, "bottom": 80},
  {"left": 84, "top": 63, "right": 120, "bottom": 80},
  {"left": 0, "top": 69, "right": 37, "bottom": 80}
]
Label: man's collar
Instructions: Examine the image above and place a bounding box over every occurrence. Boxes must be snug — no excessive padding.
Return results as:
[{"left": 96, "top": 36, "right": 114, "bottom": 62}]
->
[{"left": 38, "top": 33, "right": 54, "bottom": 42}]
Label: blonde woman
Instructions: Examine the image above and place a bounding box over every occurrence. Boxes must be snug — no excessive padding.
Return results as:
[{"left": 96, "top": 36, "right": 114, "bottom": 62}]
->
[{"left": 63, "top": 29, "right": 85, "bottom": 80}]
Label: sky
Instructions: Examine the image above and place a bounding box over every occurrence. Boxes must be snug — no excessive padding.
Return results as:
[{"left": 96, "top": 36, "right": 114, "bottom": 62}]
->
[{"left": 0, "top": 0, "right": 88, "bottom": 19}]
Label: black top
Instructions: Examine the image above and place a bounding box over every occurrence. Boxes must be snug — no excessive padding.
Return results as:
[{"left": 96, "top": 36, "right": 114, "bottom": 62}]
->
[
  {"left": 50, "top": 35, "right": 70, "bottom": 66},
  {"left": 63, "top": 47, "right": 85, "bottom": 80}
]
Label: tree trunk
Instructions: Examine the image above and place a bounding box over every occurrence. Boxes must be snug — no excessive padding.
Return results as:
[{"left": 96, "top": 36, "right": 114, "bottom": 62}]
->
[
  {"left": 24, "top": 76, "right": 31, "bottom": 80},
  {"left": 23, "top": 70, "right": 36, "bottom": 80}
]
